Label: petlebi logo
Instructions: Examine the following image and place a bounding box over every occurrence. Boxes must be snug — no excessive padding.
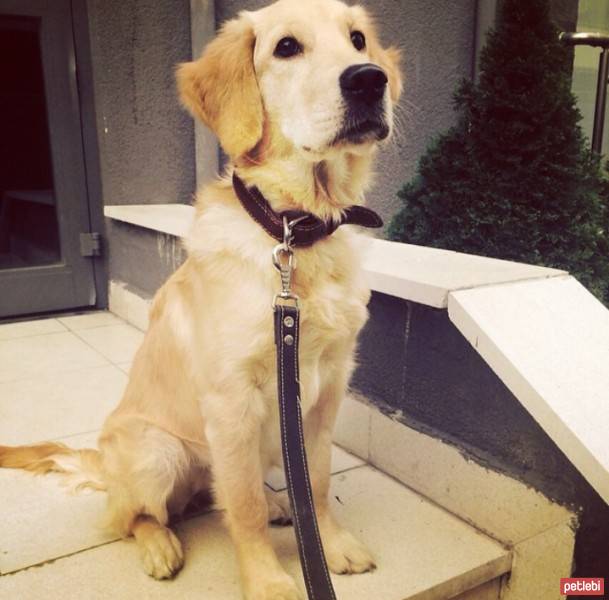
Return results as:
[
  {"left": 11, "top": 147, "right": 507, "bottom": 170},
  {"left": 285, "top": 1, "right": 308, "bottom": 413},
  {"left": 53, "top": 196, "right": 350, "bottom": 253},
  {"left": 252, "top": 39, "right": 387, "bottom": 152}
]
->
[{"left": 560, "top": 578, "right": 604, "bottom": 596}]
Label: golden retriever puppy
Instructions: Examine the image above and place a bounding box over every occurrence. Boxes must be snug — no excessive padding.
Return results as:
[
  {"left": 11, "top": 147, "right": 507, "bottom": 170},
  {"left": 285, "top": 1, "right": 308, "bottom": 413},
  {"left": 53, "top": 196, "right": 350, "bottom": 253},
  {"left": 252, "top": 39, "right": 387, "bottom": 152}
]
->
[{"left": 0, "top": 0, "right": 401, "bottom": 598}]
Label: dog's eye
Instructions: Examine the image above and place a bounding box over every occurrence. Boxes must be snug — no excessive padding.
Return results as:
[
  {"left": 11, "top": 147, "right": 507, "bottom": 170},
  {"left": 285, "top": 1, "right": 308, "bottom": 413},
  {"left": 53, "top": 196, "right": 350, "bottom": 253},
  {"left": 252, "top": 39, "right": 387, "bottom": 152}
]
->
[
  {"left": 274, "top": 37, "right": 302, "bottom": 58},
  {"left": 351, "top": 31, "right": 366, "bottom": 51}
]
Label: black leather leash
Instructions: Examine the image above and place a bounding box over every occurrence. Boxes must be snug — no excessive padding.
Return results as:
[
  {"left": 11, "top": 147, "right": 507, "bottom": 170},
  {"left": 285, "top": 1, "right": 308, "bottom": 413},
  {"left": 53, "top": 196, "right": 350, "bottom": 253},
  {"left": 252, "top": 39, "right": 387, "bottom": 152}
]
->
[
  {"left": 233, "top": 173, "right": 383, "bottom": 600},
  {"left": 275, "top": 302, "right": 337, "bottom": 600},
  {"left": 271, "top": 213, "right": 337, "bottom": 600}
]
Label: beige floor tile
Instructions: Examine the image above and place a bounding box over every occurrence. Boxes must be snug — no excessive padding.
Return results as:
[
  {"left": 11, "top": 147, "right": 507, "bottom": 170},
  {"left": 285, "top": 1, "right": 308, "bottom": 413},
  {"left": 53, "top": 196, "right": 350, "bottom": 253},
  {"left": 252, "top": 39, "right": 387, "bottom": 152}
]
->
[
  {"left": 265, "top": 445, "right": 365, "bottom": 491},
  {"left": 0, "top": 431, "right": 116, "bottom": 575},
  {"left": 0, "top": 364, "right": 127, "bottom": 445},
  {"left": 116, "top": 362, "right": 132, "bottom": 375},
  {"left": 0, "top": 332, "right": 109, "bottom": 384},
  {"left": 58, "top": 312, "right": 123, "bottom": 331},
  {"left": 322, "top": 467, "right": 510, "bottom": 600},
  {"left": 0, "top": 318, "right": 66, "bottom": 341},
  {"left": 74, "top": 324, "right": 144, "bottom": 364},
  {"left": 0, "top": 466, "right": 510, "bottom": 599}
]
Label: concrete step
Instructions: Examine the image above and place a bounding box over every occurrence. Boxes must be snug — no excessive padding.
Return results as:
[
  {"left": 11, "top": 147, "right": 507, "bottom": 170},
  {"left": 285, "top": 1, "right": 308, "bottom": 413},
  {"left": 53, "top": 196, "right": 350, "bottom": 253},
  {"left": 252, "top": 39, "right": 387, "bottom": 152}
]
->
[{"left": 0, "top": 463, "right": 511, "bottom": 600}]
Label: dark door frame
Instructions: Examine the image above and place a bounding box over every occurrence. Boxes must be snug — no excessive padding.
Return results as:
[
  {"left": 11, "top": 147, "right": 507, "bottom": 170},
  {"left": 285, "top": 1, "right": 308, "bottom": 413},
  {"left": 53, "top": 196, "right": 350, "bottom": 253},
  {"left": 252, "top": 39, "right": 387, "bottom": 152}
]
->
[{"left": 70, "top": 0, "right": 108, "bottom": 310}]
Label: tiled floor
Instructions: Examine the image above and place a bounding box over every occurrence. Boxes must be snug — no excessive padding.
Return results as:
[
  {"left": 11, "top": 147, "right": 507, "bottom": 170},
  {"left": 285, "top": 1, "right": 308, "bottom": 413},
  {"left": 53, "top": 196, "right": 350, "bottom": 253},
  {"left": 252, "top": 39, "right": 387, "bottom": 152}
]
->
[{"left": 0, "top": 311, "right": 510, "bottom": 600}]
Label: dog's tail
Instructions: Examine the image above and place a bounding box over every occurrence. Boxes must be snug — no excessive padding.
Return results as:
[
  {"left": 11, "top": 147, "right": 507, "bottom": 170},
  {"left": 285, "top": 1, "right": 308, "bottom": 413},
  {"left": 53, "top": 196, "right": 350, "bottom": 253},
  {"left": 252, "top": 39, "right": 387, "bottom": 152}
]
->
[{"left": 0, "top": 441, "right": 106, "bottom": 492}]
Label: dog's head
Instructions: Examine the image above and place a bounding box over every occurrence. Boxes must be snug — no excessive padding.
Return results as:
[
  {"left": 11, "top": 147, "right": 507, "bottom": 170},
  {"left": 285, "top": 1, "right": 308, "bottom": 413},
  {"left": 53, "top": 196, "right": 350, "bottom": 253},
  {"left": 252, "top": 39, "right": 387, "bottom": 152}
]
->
[{"left": 177, "top": 0, "right": 402, "bottom": 162}]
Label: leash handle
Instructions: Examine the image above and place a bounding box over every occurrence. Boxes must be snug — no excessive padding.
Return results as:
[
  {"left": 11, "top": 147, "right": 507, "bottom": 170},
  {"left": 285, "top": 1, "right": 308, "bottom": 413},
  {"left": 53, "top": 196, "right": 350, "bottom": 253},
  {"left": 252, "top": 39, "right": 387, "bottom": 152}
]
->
[{"left": 275, "top": 304, "right": 337, "bottom": 600}]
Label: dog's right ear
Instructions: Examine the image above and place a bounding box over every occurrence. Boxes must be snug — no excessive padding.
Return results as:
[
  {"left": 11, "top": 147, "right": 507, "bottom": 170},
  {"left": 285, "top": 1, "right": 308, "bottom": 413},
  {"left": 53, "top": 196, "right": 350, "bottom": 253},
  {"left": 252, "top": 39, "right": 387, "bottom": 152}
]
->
[{"left": 176, "top": 14, "right": 263, "bottom": 159}]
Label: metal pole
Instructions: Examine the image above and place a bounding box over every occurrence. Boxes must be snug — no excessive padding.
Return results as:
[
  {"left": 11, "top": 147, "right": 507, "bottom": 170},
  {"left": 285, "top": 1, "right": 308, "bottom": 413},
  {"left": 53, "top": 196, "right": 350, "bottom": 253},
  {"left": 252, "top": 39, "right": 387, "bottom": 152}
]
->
[
  {"left": 592, "top": 47, "right": 609, "bottom": 155},
  {"left": 559, "top": 32, "right": 609, "bottom": 154}
]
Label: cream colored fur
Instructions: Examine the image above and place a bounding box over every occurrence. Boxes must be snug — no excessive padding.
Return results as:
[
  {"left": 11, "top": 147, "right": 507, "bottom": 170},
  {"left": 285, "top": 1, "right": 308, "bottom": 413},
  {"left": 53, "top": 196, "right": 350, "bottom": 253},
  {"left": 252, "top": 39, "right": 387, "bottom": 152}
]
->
[{"left": 0, "top": 1, "right": 401, "bottom": 598}]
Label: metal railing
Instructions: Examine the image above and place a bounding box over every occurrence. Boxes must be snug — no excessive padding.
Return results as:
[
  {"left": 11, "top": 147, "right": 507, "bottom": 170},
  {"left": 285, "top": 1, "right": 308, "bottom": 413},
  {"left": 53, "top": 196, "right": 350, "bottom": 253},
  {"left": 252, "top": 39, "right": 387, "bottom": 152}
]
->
[{"left": 560, "top": 32, "right": 609, "bottom": 154}]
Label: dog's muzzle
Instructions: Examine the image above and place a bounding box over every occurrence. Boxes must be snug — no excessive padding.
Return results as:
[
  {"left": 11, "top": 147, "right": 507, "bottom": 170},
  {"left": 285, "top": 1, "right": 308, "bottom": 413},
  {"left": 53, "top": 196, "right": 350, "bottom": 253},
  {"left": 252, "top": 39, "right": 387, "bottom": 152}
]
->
[{"left": 335, "top": 63, "right": 389, "bottom": 144}]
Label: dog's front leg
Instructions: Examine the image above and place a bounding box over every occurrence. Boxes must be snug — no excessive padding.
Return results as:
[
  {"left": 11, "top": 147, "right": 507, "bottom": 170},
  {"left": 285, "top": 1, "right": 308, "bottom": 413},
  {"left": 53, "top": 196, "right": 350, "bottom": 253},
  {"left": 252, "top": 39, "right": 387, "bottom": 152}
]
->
[
  {"left": 205, "top": 390, "right": 302, "bottom": 600},
  {"left": 304, "top": 360, "right": 376, "bottom": 575}
]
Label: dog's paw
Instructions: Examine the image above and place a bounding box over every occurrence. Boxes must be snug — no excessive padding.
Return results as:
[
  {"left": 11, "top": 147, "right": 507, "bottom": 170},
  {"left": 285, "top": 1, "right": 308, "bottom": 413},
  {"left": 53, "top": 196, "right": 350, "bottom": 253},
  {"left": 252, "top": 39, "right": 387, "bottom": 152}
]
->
[
  {"left": 139, "top": 526, "right": 184, "bottom": 580},
  {"left": 322, "top": 528, "right": 376, "bottom": 575},
  {"left": 266, "top": 490, "right": 293, "bottom": 526},
  {"left": 245, "top": 574, "right": 303, "bottom": 600}
]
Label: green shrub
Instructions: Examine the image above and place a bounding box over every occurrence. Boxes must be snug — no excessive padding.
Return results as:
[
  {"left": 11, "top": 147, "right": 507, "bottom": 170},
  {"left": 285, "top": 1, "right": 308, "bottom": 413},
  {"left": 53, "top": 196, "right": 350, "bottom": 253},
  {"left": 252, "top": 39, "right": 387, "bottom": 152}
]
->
[{"left": 388, "top": 0, "right": 609, "bottom": 304}]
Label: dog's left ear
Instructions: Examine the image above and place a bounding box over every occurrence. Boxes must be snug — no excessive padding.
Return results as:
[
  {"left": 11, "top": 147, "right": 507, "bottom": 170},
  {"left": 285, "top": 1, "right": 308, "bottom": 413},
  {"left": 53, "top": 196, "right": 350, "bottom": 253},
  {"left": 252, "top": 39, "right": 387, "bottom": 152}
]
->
[{"left": 176, "top": 13, "right": 263, "bottom": 159}]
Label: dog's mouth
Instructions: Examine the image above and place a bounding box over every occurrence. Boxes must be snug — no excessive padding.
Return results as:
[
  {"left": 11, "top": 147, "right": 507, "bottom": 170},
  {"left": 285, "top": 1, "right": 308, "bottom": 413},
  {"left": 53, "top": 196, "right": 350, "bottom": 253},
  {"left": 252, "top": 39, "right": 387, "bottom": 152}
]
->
[{"left": 332, "top": 116, "right": 390, "bottom": 146}]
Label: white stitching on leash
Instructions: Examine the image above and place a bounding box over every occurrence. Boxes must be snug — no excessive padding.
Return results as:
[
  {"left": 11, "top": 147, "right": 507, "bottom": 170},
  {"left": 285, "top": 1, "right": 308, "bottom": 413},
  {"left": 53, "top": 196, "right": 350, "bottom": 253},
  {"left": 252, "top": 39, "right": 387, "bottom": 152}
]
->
[{"left": 279, "top": 306, "right": 316, "bottom": 598}]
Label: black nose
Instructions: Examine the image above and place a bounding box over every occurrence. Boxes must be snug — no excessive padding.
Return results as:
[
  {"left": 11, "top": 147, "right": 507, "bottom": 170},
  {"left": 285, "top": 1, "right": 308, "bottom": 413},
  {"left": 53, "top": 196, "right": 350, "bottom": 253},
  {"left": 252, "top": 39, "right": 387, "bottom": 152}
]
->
[{"left": 340, "top": 64, "right": 388, "bottom": 104}]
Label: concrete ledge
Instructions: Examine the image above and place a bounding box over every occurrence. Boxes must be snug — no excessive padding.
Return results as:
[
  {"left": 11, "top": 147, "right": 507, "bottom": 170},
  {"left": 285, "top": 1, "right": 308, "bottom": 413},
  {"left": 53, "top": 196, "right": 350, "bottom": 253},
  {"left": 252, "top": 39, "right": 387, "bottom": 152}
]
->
[
  {"left": 361, "top": 238, "right": 564, "bottom": 308},
  {"left": 104, "top": 204, "right": 194, "bottom": 238},
  {"left": 449, "top": 276, "right": 609, "bottom": 506},
  {"left": 104, "top": 204, "right": 564, "bottom": 307}
]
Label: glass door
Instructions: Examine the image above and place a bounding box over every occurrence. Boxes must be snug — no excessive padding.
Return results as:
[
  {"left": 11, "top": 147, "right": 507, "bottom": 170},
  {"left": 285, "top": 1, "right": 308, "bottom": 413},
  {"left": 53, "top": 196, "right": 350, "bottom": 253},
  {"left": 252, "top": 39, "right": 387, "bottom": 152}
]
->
[{"left": 0, "top": 0, "right": 96, "bottom": 318}]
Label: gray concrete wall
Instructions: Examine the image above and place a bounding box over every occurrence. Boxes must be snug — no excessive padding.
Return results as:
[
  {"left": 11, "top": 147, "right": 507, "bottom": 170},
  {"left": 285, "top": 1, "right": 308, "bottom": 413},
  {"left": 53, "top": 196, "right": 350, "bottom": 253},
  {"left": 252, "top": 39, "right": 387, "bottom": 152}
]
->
[
  {"left": 106, "top": 221, "right": 186, "bottom": 298},
  {"left": 190, "top": 0, "right": 220, "bottom": 185},
  {"left": 216, "top": 0, "right": 477, "bottom": 225},
  {"left": 86, "top": 0, "right": 195, "bottom": 207},
  {"left": 86, "top": 0, "right": 195, "bottom": 295}
]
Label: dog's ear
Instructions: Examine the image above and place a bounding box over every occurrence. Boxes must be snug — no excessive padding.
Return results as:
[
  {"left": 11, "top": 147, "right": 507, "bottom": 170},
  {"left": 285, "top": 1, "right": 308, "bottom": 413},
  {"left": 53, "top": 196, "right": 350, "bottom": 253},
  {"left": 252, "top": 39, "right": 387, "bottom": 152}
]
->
[
  {"left": 377, "top": 46, "right": 403, "bottom": 104},
  {"left": 176, "top": 14, "right": 263, "bottom": 159}
]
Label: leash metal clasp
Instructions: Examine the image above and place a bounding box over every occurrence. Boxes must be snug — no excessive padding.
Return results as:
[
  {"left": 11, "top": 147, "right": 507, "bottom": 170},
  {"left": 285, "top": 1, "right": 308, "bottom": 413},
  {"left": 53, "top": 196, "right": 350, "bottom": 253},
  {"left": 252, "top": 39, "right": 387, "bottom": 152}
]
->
[{"left": 272, "top": 215, "right": 306, "bottom": 309}]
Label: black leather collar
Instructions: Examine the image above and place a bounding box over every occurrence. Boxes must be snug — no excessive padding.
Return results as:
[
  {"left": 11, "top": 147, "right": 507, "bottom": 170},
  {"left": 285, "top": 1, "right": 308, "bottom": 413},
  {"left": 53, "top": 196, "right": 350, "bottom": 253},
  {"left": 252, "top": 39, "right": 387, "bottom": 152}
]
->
[{"left": 233, "top": 172, "right": 383, "bottom": 247}]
